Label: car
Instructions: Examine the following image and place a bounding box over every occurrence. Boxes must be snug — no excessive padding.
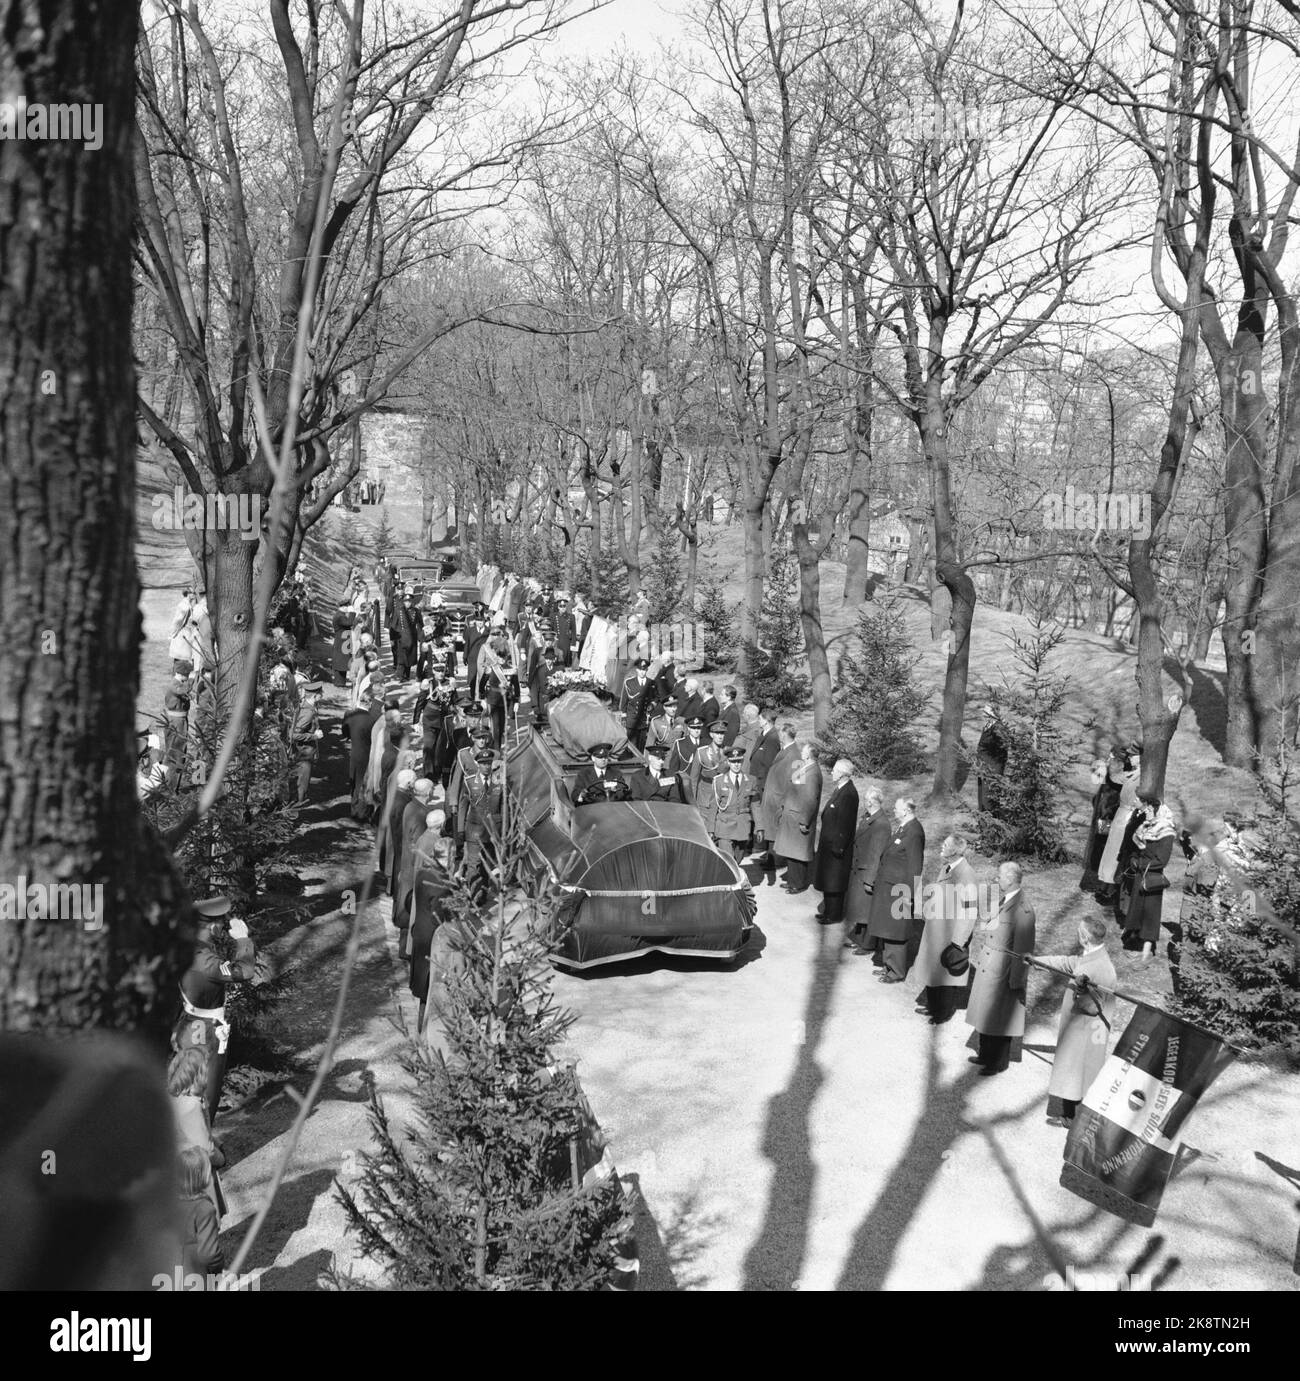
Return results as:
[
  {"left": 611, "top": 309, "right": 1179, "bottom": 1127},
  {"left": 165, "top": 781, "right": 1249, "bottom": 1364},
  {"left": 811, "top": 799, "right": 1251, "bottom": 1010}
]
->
[{"left": 504, "top": 705, "right": 756, "bottom": 970}]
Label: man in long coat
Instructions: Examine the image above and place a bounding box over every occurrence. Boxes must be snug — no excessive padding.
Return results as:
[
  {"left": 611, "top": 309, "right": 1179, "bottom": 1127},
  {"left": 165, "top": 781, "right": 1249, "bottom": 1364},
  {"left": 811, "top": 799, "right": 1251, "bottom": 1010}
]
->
[
  {"left": 380, "top": 768, "right": 416, "bottom": 897},
  {"left": 744, "top": 719, "right": 792, "bottom": 866},
  {"left": 410, "top": 813, "right": 455, "bottom": 1029},
  {"left": 844, "top": 785, "right": 890, "bottom": 953},
  {"left": 341, "top": 691, "right": 382, "bottom": 821},
  {"left": 966, "top": 860, "right": 1036, "bottom": 1073},
  {"left": 912, "top": 833, "right": 979, "bottom": 1021},
  {"left": 866, "top": 797, "right": 925, "bottom": 979},
  {"left": 813, "top": 759, "right": 859, "bottom": 924},
  {"left": 774, "top": 745, "right": 822, "bottom": 893},
  {"left": 554, "top": 598, "right": 576, "bottom": 667},
  {"left": 1035, "top": 913, "right": 1116, "bottom": 1124},
  {"left": 717, "top": 686, "right": 742, "bottom": 747},
  {"left": 394, "top": 778, "right": 437, "bottom": 932}
]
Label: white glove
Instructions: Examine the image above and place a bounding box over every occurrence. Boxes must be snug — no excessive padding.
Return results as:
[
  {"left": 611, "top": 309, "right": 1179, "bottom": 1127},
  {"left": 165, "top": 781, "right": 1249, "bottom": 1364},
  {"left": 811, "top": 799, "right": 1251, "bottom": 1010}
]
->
[{"left": 228, "top": 917, "right": 249, "bottom": 941}]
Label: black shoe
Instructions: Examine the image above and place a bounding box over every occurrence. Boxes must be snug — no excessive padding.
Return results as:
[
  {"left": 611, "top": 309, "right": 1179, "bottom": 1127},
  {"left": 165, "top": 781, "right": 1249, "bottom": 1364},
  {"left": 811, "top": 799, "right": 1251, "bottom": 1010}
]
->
[
  {"left": 967, "top": 1056, "right": 987, "bottom": 1067},
  {"left": 978, "top": 1065, "right": 1003, "bottom": 1077},
  {"left": 870, "top": 954, "right": 884, "bottom": 967}
]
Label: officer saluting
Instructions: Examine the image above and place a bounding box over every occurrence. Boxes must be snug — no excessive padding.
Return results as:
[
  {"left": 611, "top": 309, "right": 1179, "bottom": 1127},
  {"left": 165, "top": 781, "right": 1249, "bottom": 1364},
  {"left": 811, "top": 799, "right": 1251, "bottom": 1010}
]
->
[{"left": 175, "top": 896, "right": 259, "bottom": 1125}]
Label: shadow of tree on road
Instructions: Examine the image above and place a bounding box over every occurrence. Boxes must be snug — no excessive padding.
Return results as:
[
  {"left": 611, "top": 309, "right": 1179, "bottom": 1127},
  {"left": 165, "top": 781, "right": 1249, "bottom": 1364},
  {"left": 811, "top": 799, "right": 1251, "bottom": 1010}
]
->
[{"left": 739, "top": 922, "right": 844, "bottom": 1290}]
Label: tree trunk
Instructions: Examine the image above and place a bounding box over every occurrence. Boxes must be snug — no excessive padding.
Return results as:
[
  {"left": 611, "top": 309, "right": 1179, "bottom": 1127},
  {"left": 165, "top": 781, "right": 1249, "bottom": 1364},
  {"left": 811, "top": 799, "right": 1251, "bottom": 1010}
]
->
[
  {"left": 792, "top": 525, "right": 833, "bottom": 737},
  {"left": 0, "top": 0, "right": 191, "bottom": 1036},
  {"left": 739, "top": 496, "right": 768, "bottom": 675}
]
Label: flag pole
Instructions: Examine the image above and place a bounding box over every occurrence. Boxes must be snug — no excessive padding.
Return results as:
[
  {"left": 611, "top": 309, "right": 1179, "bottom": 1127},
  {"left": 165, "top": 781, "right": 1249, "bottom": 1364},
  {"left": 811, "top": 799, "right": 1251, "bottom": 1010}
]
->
[{"left": 985, "top": 945, "right": 1247, "bottom": 1054}]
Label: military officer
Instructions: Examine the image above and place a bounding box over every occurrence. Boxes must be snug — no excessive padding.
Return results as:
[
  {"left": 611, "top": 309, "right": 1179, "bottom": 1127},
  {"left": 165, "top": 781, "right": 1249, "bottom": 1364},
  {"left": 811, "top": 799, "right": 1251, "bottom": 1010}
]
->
[{"left": 289, "top": 682, "right": 324, "bottom": 805}]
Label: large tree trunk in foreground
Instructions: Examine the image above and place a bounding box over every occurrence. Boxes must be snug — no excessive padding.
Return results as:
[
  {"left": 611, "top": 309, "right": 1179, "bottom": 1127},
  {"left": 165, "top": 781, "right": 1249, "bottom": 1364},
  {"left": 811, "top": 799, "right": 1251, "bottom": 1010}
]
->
[{"left": 0, "top": 0, "right": 191, "bottom": 1037}]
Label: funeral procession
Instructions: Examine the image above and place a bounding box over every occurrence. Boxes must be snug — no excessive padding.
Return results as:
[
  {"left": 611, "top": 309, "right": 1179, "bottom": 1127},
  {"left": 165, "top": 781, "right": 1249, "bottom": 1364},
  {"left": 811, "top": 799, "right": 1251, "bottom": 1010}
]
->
[{"left": 1, "top": 0, "right": 1298, "bottom": 1337}]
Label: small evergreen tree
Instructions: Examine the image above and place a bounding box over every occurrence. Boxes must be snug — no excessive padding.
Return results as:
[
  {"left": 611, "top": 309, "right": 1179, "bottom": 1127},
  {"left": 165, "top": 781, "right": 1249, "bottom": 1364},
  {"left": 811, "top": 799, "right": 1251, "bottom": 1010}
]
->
[
  {"left": 696, "top": 571, "right": 739, "bottom": 672},
  {"left": 334, "top": 802, "right": 634, "bottom": 1289},
  {"left": 1176, "top": 759, "right": 1300, "bottom": 1062},
  {"left": 974, "top": 622, "right": 1070, "bottom": 861},
  {"left": 584, "top": 544, "right": 630, "bottom": 619},
  {"left": 822, "top": 596, "right": 928, "bottom": 776},
  {"left": 642, "top": 524, "right": 685, "bottom": 626},
  {"left": 371, "top": 506, "right": 395, "bottom": 563},
  {"left": 741, "top": 552, "right": 809, "bottom": 709}
]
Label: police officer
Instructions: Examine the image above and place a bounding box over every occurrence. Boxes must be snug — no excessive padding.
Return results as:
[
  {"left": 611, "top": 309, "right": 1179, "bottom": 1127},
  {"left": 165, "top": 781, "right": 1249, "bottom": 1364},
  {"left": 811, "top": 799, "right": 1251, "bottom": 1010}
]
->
[{"left": 176, "top": 897, "right": 259, "bottom": 1125}]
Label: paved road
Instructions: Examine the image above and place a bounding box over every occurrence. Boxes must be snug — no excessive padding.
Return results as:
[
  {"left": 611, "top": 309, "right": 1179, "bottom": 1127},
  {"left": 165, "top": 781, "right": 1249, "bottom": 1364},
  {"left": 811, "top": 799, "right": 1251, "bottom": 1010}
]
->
[{"left": 554, "top": 876, "right": 1300, "bottom": 1292}]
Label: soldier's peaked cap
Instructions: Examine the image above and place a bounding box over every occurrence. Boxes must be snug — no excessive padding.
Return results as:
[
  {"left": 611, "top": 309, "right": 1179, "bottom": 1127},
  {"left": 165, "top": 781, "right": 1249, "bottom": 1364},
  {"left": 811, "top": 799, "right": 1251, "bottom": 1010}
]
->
[
  {"left": 195, "top": 896, "right": 232, "bottom": 919},
  {"left": 708, "top": 720, "right": 727, "bottom": 734},
  {"left": 590, "top": 742, "right": 613, "bottom": 756},
  {"left": 725, "top": 746, "right": 746, "bottom": 761}
]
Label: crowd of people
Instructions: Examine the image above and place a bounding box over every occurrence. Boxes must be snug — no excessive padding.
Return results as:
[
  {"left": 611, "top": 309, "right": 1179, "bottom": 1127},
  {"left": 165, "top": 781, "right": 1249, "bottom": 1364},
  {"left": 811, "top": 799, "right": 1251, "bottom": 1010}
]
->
[{"left": 147, "top": 552, "right": 1260, "bottom": 1285}]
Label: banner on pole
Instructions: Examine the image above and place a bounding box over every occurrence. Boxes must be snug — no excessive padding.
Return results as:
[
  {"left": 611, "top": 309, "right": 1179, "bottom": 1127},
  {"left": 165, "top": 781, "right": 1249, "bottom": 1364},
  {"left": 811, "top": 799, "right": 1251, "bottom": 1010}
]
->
[{"left": 1061, "top": 1005, "right": 1233, "bottom": 1226}]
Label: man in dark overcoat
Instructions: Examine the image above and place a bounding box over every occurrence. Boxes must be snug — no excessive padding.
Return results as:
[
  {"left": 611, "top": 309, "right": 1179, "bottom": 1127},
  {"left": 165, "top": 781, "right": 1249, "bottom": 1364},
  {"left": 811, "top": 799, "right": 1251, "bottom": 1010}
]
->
[
  {"left": 844, "top": 785, "right": 890, "bottom": 953},
  {"left": 813, "top": 758, "right": 859, "bottom": 924},
  {"left": 866, "top": 797, "right": 925, "bottom": 980}
]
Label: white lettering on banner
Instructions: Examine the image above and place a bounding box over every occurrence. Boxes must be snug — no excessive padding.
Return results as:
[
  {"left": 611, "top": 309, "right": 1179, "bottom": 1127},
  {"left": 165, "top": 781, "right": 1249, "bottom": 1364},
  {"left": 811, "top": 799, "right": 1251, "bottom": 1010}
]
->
[{"left": 49, "top": 1314, "right": 152, "bottom": 1361}]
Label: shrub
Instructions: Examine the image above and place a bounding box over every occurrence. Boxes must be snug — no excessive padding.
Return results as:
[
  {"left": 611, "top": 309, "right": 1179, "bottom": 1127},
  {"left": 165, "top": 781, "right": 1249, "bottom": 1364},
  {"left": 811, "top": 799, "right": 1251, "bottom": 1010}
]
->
[
  {"left": 973, "top": 622, "right": 1071, "bottom": 862},
  {"left": 642, "top": 525, "right": 685, "bottom": 626},
  {"left": 741, "top": 553, "right": 809, "bottom": 710},
  {"left": 1175, "top": 767, "right": 1300, "bottom": 1062},
  {"left": 822, "top": 595, "right": 928, "bottom": 777}
]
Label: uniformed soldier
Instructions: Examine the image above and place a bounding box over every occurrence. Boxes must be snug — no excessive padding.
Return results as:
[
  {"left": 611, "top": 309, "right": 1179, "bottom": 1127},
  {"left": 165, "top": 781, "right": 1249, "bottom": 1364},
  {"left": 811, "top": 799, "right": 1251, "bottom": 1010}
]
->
[
  {"left": 163, "top": 662, "right": 193, "bottom": 789},
  {"left": 290, "top": 682, "right": 324, "bottom": 805},
  {"left": 175, "top": 897, "right": 259, "bottom": 1125},
  {"left": 709, "top": 746, "right": 757, "bottom": 858},
  {"left": 664, "top": 717, "right": 705, "bottom": 800},
  {"left": 572, "top": 744, "right": 631, "bottom": 804},
  {"left": 643, "top": 700, "right": 677, "bottom": 756},
  {"left": 690, "top": 719, "right": 729, "bottom": 798},
  {"left": 457, "top": 749, "right": 502, "bottom": 874},
  {"left": 620, "top": 657, "right": 652, "bottom": 747},
  {"left": 627, "top": 745, "right": 683, "bottom": 802}
]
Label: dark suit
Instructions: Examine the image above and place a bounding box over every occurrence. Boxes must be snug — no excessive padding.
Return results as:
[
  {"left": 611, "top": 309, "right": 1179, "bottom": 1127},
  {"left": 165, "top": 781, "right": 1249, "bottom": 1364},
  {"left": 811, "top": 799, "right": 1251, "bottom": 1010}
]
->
[
  {"left": 627, "top": 766, "right": 682, "bottom": 802},
  {"left": 342, "top": 704, "right": 381, "bottom": 820},
  {"left": 845, "top": 809, "right": 891, "bottom": 946},
  {"left": 529, "top": 659, "right": 551, "bottom": 726},
  {"left": 744, "top": 727, "right": 780, "bottom": 842},
  {"left": 698, "top": 695, "right": 720, "bottom": 729},
  {"left": 718, "top": 702, "right": 741, "bottom": 747},
  {"left": 664, "top": 734, "right": 702, "bottom": 798},
  {"left": 572, "top": 765, "right": 630, "bottom": 804},
  {"left": 866, "top": 815, "right": 925, "bottom": 977},
  {"left": 554, "top": 611, "right": 576, "bottom": 665},
  {"left": 812, "top": 779, "right": 859, "bottom": 922}
]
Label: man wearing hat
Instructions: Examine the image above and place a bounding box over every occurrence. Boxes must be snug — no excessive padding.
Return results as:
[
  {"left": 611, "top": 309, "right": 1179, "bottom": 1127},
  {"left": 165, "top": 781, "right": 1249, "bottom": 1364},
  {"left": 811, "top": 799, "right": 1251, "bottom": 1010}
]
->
[
  {"left": 176, "top": 897, "right": 259, "bottom": 1125},
  {"left": 620, "top": 657, "right": 652, "bottom": 746},
  {"left": 710, "top": 746, "right": 758, "bottom": 858},
  {"left": 664, "top": 716, "right": 705, "bottom": 799},
  {"left": 289, "top": 682, "right": 325, "bottom": 805},
  {"left": 643, "top": 700, "right": 677, "bottom": 756},
  {"left": 975, "top": 703, "right": 1008, "bottom": 816},
  {"left": 457, "top": 749, "right": 502, "bottom": 873},
  {"left": 572, "top": 744, "right": 629, "bottom": 804},
  {"left": 627, "top": 744, "right": 683, "bottom": 802},
  {"left": 554, "top": 596, "right": 576, "bottom": 667},
  {"left": 690, "top": 718, "right": 730, "bottom": 802},
  {"left": 447, "top": 720, "right": 492, "bottom": 816}
]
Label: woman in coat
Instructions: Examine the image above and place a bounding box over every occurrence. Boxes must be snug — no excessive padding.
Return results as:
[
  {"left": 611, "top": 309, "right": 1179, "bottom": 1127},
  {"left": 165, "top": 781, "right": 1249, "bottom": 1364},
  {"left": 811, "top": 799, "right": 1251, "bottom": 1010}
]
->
[
  {"left": 168, "top": 1048, "right": 224, "bottom": 1216},
  {"left": 1122, "top": 796, "right": 1176, "bottom": 960},
  {"left": 866, "top": 798, "right": 925, "bottom": 978},
  {"left": 774, "top": 744, "right": 822, "bottom": 892},
  {"left": 1036, "top": 914, "right": 1116, "bottom": 1124},
  {"left": 1079, "top": 748, "right": 1125, "bottom": 891}
]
